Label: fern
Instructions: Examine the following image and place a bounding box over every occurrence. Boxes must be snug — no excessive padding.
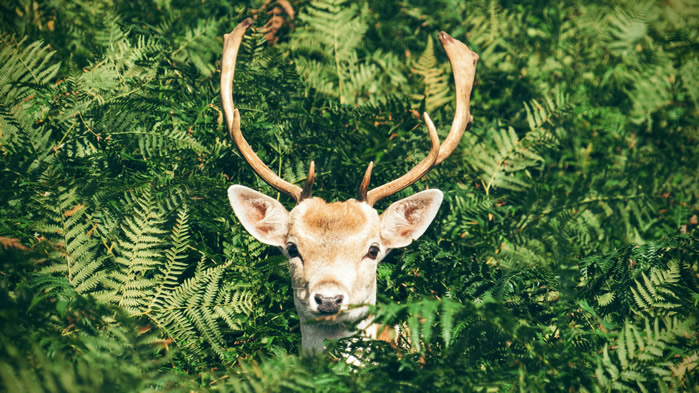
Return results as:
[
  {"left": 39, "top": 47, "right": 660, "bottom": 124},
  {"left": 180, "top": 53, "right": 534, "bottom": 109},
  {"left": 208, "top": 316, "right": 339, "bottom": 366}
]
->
[
  {"left": 626, "top": 58, "right": 676, "bottom": 127},
  {"left": 411, "top": 35, "right": 452, "bottom": 113},
  {"left": 1, "top": 0, "right": 696, "bottom": 390},
  {"left": 118, "top": 205, "right": 255, "bottom": 359},
  {"left": 463, "top": 0, "right": 524, "bottom": 72},
  {"left": 596, "top": 292, "right": 616, "bottom": 307},
  {"left": 169, "top": 17, "right": 219, "bottom": 77},
  {"left": 287, "top": 0, "right": 368, "bottom": 104},
  {"left": 441, "top": 189, "right": 496, "bottom": 242},
  {"left": 679, "top": 58, "right": 698, "bottom": 106},
  {"left": 0, "top": 36, "right": 60, "bottom": 107},
  {"left": 213, "top": 349, "right": 327, "bottom": 392},
  {"left": 147, "top": 205, "right": 191, "bottom": 314},
  {"left": 0, "top": 267, "right": 182, "bottom": 393},
  {"left": 0, "top": 35, "right": 59, "bottom": 159},
  {"left": 106, "top": 189, "right": 167, "bottom": 314},
  {"left": 605, "top": 5, "right": 651, "bottom": 57},
  {"left": 32, "top": 185, "right": 255, "bottom": 359},
  {"left": 630, "top": 262, "right": 681, "bottom": 315},
  {"left": 468, "top": 88, "right": 569, "bottom": 195},
  {"left": 522, "top": 88, "right": 570, "bottom": 134},
  {"left": 371, "top": 298, "right": 466, "bottom": 354},
  {"left": 145, "top": 258, "right": 253, "bottom": 359},
  {"left": 35, "top": 186, "right": 109, "bottom": 296},
  {"left": 469, "top": 126, "right": 546, "bottom": 194},
  {"left": 595, "top": 315, "right": 697, "bottom": 392},
  {"left": 115, "top": 121, "right": 208, "bottom": 160},
  {"left": 285, "top": 0, "right": 404, "bottom": 105}
]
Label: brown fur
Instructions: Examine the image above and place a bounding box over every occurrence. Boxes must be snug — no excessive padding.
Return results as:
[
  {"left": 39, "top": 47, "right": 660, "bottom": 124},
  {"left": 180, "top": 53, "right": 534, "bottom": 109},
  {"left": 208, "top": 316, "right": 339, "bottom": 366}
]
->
[{"left": 300, "top": 198, "right": 366, "bottom": 234}]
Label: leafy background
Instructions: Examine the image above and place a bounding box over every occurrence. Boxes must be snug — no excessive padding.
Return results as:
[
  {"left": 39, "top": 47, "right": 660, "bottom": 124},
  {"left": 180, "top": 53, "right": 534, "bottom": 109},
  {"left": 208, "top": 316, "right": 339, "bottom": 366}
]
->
[{"left": 1, "top": 0, "right": 697, "bottom": 391}]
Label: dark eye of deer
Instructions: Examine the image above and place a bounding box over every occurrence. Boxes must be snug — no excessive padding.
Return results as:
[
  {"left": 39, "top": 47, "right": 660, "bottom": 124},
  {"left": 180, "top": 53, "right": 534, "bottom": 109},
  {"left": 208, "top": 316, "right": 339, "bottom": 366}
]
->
[
  {"left": 287, "top": 243, "right": 300, "bottom": 259},
  {"left": 367, "top": 245, "right": 380, "bottom": 260}
]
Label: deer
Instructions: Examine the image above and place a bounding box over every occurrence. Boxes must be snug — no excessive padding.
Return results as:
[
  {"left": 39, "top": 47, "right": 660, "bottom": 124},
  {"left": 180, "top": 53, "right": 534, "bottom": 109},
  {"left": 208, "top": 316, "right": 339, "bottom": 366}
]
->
[{"left": 221, "top": 18, "right": 478, "bottom": 355}]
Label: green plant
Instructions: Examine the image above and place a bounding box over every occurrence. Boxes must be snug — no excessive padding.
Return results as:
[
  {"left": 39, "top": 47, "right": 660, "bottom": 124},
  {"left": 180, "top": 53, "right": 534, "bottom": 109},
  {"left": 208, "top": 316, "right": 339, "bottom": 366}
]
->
[{"left": 0, "top": 0, "right": 696, "bottom": 391}]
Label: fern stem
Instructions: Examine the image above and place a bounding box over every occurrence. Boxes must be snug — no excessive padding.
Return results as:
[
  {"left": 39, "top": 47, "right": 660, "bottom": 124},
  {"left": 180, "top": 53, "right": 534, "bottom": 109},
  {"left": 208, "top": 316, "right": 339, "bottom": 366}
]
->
[
  {"left": 334, "top": 33, "right": 344, "bottom": 105},
  {"left": 171, "top": 28, "right": 209, "bottom": 57},
  {"left": 78, "top": 113, "right": 99, "bottom": 141},
  {"left": 55, "top": 121, "right": 78, "bottom": 152}
]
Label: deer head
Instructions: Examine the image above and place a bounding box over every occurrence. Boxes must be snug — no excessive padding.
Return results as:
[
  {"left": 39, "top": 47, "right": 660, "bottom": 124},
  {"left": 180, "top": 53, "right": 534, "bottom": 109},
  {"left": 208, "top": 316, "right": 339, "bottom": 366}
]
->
[{"left": 221, "top": 18, "right": 478, "bottom": 354}]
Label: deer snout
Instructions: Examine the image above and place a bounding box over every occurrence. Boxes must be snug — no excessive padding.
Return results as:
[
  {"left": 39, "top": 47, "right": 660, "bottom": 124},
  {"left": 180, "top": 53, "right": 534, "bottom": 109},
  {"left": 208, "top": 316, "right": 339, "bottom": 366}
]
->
[
  {"left": 314, "top": 294, "right": 343, "bottom": 314},
  {"left": 309, "top": 280, "right": 348, "bottom": 315}
]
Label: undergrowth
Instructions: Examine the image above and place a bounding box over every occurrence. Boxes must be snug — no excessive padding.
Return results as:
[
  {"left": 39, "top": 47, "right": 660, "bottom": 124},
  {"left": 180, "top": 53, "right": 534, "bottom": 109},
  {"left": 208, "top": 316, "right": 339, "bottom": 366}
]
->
[{"left": 0, "top": 0, "right": 696, "bottom": 391}]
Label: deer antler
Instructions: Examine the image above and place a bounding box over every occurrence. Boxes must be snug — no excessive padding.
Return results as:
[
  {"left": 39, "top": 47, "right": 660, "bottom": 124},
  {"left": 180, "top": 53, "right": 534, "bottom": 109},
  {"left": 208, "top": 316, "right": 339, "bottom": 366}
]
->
[
  {"left": 221, "top": 18, "right": 314, "bottom": 203},
  {"left": 223, "top": 20, "right": 476, "bottom": 206},
  {"left": 358, "top": 31, "right": 479, "bottom": 206}
]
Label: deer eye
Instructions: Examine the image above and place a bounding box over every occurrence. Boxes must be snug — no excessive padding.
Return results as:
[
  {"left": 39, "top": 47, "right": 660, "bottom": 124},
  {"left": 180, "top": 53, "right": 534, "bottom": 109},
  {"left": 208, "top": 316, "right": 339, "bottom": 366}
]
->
[
  {"left": 367, "top": 245, "right": 380, "bottom": 260},
  {"left": 286, "top": 243, "right": 301, "bottom": 259}
]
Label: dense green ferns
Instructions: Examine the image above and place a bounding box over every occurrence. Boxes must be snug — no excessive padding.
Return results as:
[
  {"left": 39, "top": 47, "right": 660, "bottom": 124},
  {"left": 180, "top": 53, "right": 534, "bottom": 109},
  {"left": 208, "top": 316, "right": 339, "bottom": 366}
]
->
[{"left": 0, "top": 0, "right": 696, "bottom": 391}]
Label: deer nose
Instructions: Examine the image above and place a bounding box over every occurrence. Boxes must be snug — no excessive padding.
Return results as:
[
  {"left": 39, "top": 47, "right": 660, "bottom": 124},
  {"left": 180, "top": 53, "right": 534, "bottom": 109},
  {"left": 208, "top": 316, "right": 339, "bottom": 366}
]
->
[{"left": 314, "top": 294, "right": 344, "bottom": 314}]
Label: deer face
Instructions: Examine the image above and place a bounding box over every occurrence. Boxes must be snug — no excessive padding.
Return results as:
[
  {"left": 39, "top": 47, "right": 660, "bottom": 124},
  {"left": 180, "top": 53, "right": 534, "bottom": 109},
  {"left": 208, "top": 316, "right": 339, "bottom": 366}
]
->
[
  {"left": 221, "top": 18, "right": 477, "bottom": 354},
  {"left": 229, "top": 187, "right": 443, "bottom": 332},
  {"left": 285, "top": 197, "right": 382, "bottom": 323}
]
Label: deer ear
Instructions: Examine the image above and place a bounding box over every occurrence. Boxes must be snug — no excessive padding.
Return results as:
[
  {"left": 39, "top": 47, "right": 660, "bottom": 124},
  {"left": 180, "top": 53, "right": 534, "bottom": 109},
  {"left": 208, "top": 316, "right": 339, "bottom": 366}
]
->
[
  {"left": 228, "top": 185, "right": 289, "bottom": 247},
  {"left": 380, "top": 189, "right": 443, "bottom": 250}
]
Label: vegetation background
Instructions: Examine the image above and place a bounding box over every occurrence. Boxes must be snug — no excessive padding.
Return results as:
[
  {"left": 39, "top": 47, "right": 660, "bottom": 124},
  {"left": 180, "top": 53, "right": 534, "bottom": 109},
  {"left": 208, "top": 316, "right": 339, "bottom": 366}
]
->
[{"left": 0, "top": 0, "right": 697, "bottom": 391}]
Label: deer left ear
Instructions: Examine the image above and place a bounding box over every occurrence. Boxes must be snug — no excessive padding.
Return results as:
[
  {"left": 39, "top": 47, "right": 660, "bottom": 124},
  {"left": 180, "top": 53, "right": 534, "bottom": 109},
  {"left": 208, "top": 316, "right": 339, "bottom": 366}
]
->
[
  {"left": 228, "top": 185, "right": 290, "bottom": 247},
  {"left": 379, "top": 189, "right": 443, "bottom": 250}
]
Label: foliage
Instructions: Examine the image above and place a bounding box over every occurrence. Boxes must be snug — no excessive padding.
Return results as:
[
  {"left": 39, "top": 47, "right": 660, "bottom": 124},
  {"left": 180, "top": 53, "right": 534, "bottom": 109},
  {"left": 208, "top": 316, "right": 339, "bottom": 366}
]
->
[
  {"left": 0, "top": 0, "right": 697, "bottom": 392},
  {"left": 283, "top": 0, "right": 406, "bottom": 105},
  {"left": 411, "top": 34, "right": 453, "bottom": 113}
]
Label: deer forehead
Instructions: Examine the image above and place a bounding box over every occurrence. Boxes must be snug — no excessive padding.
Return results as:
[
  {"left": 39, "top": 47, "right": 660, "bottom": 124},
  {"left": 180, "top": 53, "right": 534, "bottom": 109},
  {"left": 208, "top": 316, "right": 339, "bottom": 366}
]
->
[{"left": 289, "top": 198, "right": 380, "bottom": 248}]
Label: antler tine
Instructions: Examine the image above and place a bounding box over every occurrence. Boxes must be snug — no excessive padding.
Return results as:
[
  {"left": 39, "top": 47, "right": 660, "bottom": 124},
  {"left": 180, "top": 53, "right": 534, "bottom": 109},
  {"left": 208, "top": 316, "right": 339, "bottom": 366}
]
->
[
  {"left": 221, "top": 18, "right": 314, "bottom": 203},
  {"left": 359, "top": 32, "right": 478, "bottom": 206},
  {"left": 357, "top": 161, "right": 373, "bottom": 202},
  {"left": 435, "top": 31, "right": 479, "bottom": 165},
  {"left": 361, "top": 113, "right": 440, "bottom": 206},
  {"left": 300, "top": 161, "right": 315, "bottom": 200}
]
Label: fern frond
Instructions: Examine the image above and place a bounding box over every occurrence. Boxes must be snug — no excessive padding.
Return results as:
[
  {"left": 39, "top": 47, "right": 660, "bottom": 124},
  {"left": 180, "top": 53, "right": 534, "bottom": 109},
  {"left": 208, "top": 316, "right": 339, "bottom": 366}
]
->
[
  {"left": 463, "top": 1, "right": 523, "bottom": 71},
  {"left": 112, "top": 189, "right": 167, "bottom": 313},
  {"left": 35, "top": 186, "right": 109, "bottom": 296},
  {"left": 146, "top": 256, "right": 253, "bottom": 359},
  {"left": 170, "top": 17, "right": 219, "bottom": 77},
  {"left": 470, "top": 127, "right": 545, "bottom": 194},
  {"left": 112, "top": 122, "right": 207, "bottom": 160},
  {"left": 0, "top": 36, "right": 59, "bottom": 155},
  {"left": 605, "top": 5, "right": 651, "bottom": 57},
  {"left": 630, "top": 263, "right": 682, "bottom": 316},
  {"left": 0, "top": 36, "right": 60, "bottom": 105},
  {"left": 285, "top": 0, "right": 405, "bottom": 105},
  {"left": 597, "top": 292, "right": 615, "bottom": 307},
  {"left": 148, "top": 206, "right": 191, "bottom": 313},
  {"left": 596, "top": 314, "right": 697, "bottom": 392},
  {"left": 411, "top": 35, "right": 452, "bottom": 113},
  {"left": 523, "top": 88, "right": 569, "bottom": 133}
]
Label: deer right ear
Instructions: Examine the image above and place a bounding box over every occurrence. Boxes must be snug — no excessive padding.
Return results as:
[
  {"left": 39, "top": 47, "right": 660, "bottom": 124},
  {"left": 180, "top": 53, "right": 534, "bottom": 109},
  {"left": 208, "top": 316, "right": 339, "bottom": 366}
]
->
[
  {"left": 228, "top": 185, "right": 289, "bottom": 247},
  {"left": 380, "top": 189, "right": 443, "bottom": 250}
]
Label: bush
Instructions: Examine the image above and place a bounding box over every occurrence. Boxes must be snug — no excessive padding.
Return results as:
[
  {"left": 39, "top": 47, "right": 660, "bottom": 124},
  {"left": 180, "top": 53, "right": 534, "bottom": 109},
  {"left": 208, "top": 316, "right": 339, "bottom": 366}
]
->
[{"left": 1, "top": 0, "right": 696, "bottom": 391}]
